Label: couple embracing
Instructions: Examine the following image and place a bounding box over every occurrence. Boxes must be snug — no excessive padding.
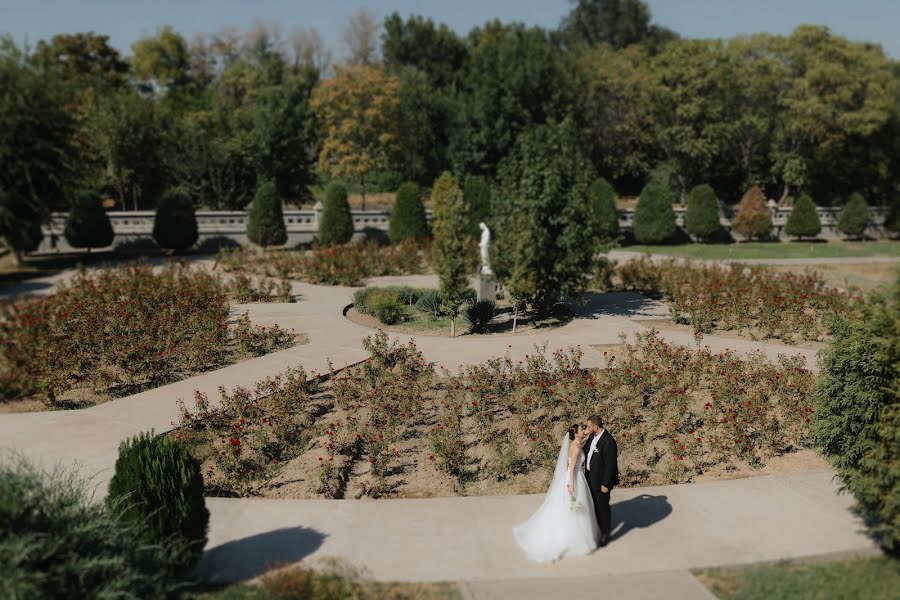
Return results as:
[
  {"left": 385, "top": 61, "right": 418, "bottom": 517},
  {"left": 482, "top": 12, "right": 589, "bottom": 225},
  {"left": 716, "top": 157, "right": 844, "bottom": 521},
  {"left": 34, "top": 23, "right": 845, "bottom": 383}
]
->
[{"left": 513, "top": 416, "right": 619, "bottom": 562}]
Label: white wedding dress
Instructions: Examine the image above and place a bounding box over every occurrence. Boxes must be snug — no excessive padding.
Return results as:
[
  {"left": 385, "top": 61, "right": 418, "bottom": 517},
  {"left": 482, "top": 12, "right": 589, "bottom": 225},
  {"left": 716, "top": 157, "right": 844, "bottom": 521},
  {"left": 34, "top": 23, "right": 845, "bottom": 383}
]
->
[{"left": 513, "top": 435, "right": 599, "bottom": 562}]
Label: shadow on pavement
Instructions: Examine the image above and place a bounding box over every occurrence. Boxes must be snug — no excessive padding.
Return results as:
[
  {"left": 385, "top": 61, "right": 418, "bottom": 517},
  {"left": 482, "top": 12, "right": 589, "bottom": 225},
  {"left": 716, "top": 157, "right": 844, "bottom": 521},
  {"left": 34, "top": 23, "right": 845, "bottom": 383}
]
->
[
  {"left": 569, "top": 291, "right": 665, "bottom": 320},
  {"left": 610, "top": 494, "right": 673, "bottom": 541},
  {"left": 195, "top": 526, "right": 327, "bottom": 583}
]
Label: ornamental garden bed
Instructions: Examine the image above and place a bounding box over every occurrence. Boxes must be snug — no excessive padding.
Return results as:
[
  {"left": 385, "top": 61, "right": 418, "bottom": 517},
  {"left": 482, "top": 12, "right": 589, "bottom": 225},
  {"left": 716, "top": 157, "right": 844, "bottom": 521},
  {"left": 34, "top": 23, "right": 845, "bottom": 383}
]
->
[
  {"left": 0, "top": 262, "right": 302, "bottom": 413},
  {"left": 172, "top": 330, "right": 823, "bottom": 500},
  {"left": 605, "top": 256, "right": 860, "bottom": 344}
]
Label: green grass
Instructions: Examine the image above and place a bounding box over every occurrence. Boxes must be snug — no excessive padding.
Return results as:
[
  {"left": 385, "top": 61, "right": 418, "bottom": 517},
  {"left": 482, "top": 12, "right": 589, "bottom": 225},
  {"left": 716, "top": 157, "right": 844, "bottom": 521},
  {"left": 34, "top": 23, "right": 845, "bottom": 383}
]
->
[
  {"left": 624, "top": 240, "right": 900, "bottom": 260},
  {"left": 696, "top": 555, "right": 900, "bottom": 600}
]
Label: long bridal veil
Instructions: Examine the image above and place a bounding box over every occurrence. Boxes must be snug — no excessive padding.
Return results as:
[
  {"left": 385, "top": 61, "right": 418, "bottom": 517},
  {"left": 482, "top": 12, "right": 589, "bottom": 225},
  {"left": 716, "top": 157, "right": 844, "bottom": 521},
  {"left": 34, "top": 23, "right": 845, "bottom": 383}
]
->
[{"left": 513, "top": 434, "right": 597, "bottom": 562}]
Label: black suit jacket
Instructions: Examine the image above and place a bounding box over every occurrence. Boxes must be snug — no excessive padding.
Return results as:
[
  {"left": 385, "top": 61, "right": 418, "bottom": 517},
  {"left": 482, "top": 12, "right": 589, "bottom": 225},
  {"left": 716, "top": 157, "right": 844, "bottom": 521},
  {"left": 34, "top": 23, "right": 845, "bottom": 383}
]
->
[{"left": 582, "top": 430, "right": 619, "bottom": 491}]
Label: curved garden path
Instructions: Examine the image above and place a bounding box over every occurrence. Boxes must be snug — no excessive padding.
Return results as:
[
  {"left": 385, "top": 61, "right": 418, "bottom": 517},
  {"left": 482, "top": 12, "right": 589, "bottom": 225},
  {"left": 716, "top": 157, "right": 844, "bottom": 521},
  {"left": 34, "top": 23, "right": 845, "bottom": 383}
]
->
[{"left": 0, "top": 264, "right": 876, "bottom": 597}]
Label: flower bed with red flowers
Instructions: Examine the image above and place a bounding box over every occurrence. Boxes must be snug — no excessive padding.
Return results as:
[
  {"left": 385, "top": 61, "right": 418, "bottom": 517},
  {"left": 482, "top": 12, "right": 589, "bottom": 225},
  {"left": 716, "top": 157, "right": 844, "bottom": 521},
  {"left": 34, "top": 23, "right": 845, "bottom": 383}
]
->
[
  {"left": 216, "top": 239, "right": 428, "bottom": 287},
  {"left": 614, "top": 256, "right": 859, "bottom": 343},
  {"left": 0, "top": 262, "right": 298, "bottom": 410},
  {"left": 173, "top": 329, "right": 818, "bottom": 499}
]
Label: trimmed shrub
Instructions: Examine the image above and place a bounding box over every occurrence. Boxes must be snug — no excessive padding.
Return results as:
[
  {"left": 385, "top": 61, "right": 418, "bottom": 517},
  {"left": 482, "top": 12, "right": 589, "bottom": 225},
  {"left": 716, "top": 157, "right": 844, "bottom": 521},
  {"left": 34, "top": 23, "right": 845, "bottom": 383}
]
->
[
  {"left": 106, "top": 432, "right": 209, "bottom": 573},
  {"left": 461, "top": 299, "right": 496, "bottom": 333},
  {"left": 389, "top": 182, "right": 429, "bottom": 243},
  {"left": 353, "top": 287, "right": 376, "bottom": 315},
  {"left": 588, "top": 177, "right": 620, "bottom": 242},
  {"left": 1, "top": 456, "right": 186, "bottom": 598},
  {"left": 837, "top": 193, "right": 870, "bottom": 239},
  {"left": 464, "top": 175, "right": 492, "bottom": 238},
  {"left": 633, "top": 180, "right": 677, "bottom": 244},
  {"left": 247, "top": 180, "right": 287, "bottom": 247},
  {"left": 153, "top": 187, "right": 198, "bottom": 251},
  {"left": 685, "top": 184, "right": 721, "bottom": 241},
  {"left": 318, "top": 182, "right": 354, "bottom": 246},
  {"left": 785, "top": 194, "right": 822, "bottom": 239},
  {"left": 416, "top": 289, "right": 442, "bottom": 317},
  {"left": 367, "top": 289, "right": 405, "bottom": 325},
  {"left": 814, "top": 275, "right": 899, "bottom": 553},
  {"left": 731, "top": 186, "right": 773, "bottom": 240},
  {"left": 64, "top": 190, "right": 114, "bottom": 251}
]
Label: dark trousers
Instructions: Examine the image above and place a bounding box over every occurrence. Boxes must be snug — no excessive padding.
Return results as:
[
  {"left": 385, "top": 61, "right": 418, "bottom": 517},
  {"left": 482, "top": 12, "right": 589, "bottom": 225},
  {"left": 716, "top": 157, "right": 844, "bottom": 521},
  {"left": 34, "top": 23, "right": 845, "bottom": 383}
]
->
[{"left": 591, "top": 487, "right": 611, "bottom": 540}]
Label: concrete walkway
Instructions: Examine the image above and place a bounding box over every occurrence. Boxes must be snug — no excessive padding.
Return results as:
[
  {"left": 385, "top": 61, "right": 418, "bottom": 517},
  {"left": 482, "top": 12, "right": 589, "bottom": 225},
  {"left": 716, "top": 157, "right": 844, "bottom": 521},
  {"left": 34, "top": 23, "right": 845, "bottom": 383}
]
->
[{"left": 0, "top": 265, "right": 871, "bottom": 595}]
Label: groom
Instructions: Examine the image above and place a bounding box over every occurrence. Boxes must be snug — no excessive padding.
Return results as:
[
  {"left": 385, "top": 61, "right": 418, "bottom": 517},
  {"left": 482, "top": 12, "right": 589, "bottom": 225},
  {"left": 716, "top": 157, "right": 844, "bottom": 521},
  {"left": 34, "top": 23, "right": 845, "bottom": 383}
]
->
[{"left": 583, "top": 415, "right": 619, "bottom": 547}]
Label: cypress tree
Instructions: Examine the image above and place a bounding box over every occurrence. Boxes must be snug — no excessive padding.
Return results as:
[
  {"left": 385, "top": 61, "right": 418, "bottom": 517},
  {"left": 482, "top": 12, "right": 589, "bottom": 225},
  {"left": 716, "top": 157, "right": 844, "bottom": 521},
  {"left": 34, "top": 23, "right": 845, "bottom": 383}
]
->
[
  {"left": 588, "top": 177, "right": 619, "bottom": 242},
  {"left": 431, "top": 172, "right": 469, "bottom": 337},
  {"left": 731, "top": 186, "right": 773, "bottom": 240},
  {"left": 152, "top": 188, "right": 198, "bottom": 251},
  {"left": 389, "top": 181, "right": 429, "bottom": 242},
  {"left": 318, "top": 181, "right": 354, "bottom": 245},
  {"left": 64, "top": 190, "right": 114, "bottom": 252},
  {"left": 247, "top": 180, "right": 287, "bottom": 247},
  {"left": 785, "top": 194, "right": 822, "bottom": 240},
  {"left": 684, "top": 184, "right": 721, "bottom": 241},
  {"left": 633, "top": 179, "right": 677, "bottom": 244},
  {"left": 837, "top": 193, "right": 870, "bottom": 239}
]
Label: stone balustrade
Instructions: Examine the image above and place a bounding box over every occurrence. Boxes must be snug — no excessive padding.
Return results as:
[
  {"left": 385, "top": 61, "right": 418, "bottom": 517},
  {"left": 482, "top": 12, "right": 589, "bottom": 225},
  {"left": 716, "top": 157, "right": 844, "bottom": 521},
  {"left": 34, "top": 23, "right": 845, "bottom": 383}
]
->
[{"left": 35, "top": 203, "right": 892, "bottom": 254}]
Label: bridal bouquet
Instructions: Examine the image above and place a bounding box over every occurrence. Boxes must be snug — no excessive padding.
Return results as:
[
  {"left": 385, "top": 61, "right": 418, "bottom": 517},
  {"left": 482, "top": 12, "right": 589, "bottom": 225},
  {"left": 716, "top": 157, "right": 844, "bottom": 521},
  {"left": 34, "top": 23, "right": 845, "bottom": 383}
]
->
[{"left": 569, "top": 495, "right": 583, "bottom": 512}]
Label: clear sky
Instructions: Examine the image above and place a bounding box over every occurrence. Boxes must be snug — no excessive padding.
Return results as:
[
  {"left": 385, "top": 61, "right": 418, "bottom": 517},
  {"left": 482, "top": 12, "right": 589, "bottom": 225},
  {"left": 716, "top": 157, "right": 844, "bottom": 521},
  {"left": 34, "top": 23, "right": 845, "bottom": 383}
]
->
[{"left": 2, "top": 0, "right": 898, "bottom": 59}]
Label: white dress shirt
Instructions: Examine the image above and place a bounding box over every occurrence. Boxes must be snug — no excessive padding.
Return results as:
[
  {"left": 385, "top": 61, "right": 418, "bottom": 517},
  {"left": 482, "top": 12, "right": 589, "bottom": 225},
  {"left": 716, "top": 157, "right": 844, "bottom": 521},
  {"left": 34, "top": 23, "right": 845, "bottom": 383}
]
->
[{"left": 586, "top": 430, "right": 604, "bottom": 470}]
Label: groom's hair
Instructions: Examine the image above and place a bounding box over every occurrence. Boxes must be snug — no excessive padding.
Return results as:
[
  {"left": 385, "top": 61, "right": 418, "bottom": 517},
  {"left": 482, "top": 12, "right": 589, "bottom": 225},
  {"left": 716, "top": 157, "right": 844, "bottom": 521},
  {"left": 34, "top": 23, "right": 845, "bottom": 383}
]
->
[{"left": 588, "top": 415, "right": 603, "bottom": 428}]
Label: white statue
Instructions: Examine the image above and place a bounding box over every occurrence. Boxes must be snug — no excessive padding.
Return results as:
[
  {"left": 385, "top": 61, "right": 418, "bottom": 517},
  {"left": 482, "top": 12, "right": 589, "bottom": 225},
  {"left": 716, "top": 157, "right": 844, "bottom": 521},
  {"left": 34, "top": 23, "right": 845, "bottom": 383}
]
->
[{"left": 478, "top": 222, "right": 493, "bottom": 276}]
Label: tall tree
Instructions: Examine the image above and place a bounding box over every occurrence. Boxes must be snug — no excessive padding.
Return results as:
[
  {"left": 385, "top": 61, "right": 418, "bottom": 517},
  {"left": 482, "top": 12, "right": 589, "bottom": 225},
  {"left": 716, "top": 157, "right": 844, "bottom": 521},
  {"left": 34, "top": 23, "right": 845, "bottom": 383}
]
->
[
  {"left": 431, "top": 173, "right": 469, "bottom": 337},
  {"left": 559, "top": 0, "right": 675, "bottom": 50},
  {"left": 382, "top": 13, "right": 468, "bottom": 88},
  {"left": 0, "top": 40, "right": 73, "bottom": 261},
  {"left": 395, "top": 67, "right": 456, "bottom": 184},
  {"left": 131, "top": 26, "right": 191, "bottom": 92},
  {"left": 311, "top": 64, "right": 401, "bottom": 209},
  {"left": 493, "top": 120, "right": 597, "bottom": 310},
  {"left": 342, "top": 8, "right": 379, "bottom": 65},
  {"left": 33, "top": 32, "right": 129, "bottom": 88}
]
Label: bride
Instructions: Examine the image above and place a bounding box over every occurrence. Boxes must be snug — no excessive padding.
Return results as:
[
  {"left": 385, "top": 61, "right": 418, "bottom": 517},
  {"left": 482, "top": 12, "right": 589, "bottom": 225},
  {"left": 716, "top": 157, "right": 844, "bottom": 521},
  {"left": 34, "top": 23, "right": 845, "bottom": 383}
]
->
[{"left": 513, "top": 423, "right": 599, "bottom": 561}]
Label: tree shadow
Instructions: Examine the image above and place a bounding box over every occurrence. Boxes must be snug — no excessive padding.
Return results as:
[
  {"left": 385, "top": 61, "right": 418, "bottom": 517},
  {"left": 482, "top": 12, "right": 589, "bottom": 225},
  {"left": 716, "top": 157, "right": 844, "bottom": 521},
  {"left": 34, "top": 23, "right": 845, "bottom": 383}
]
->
[
  {"left": 568, "top": 291, "right": 666, "bottom": 320},
  {"left": 610, "top": 494, "right": 672, "bottom": 541},
  {"left": 194, "top": 526, "right": 327, "bottom": 584}
]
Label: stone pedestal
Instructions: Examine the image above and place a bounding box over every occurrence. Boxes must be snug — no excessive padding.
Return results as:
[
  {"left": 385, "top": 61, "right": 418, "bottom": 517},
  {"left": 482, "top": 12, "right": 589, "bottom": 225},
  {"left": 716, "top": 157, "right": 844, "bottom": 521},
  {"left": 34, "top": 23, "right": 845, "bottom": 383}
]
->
[{"left": 477, "top": 273, "right": 497, "bottom": 303}]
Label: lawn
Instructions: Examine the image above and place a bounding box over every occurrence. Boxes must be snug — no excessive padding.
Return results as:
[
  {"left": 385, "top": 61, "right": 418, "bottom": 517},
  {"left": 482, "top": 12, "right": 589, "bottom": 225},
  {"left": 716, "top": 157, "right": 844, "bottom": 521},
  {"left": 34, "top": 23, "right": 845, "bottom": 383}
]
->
[
  {"left": 695, "top": 555, "right": 900, "bottom": 600},
  {"left": 623, "top": 240, "right": 900, "bottom": 260}
]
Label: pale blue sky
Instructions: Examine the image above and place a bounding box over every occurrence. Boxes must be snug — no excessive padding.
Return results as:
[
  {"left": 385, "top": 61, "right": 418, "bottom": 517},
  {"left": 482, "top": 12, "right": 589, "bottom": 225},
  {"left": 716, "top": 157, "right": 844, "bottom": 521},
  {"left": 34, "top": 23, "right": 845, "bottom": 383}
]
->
[{"left": 2, "top": 0, "right": 898, "bottom": 58}]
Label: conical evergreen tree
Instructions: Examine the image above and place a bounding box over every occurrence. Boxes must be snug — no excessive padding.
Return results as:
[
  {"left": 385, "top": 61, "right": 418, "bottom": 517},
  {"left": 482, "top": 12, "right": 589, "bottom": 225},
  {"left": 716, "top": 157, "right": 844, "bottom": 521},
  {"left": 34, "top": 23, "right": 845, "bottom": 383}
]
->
[
  {"left": 633, "top": 179, "right": 677, "bottom": 244},
  {"left": 64, "top": 190, "right": 114, "bottom": 252},
  {"left": 431, "top": 172, "right": 469, "bottom": 337},
  {"left": 247, "top": 180, "right": 287, "bottom": 247},
  {"left": 389, "top": 181, "right": 429, "bottom": 242},
  {"left": 731, "top": 186, "right": 772, "bottom": 240},
  {"left": 318, "top": 181, "right": 354, "bottom": 245},
  {"left": 837, "top": 193, "right": 870, "bottom": 239},
  {"left": 684, "top": 184, "right": 721, "bottom": 241},
  {"left": 153, "top": 188, "right": 198, "bottom": 251},
  {"left": 785, "top": 194, "right": 821, "bottom": 240},
  {"left": 588, "top": 177, "right": 619, "bottom": 242}
]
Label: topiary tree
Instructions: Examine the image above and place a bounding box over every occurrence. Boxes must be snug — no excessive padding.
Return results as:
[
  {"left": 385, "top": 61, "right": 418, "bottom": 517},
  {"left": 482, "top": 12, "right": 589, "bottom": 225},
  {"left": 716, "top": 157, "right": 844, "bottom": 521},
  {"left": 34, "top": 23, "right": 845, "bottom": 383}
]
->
[
  {"left": 318, "top": 181, "right": 353, "bottom": 245},
  {"left": 389, "top": 181, "right": 429, "bottom": 243},
  {"left": 63, "top": 190, "right": 114, "bottom": 252},
  {"left": 814, "top": 274, "right": 899, "bottom": 553},
  {"left": 588, "top": 177, "right": 619, "bottom": 243},
  {"left": 837, "top": 192, "right": 870, "bottom": 239},
  {"left": 152, "top": 187, "right": 198, "bottom": 252},
  {"left": 1, "top": 456, "right": 186, "bottom": 598},
  {"left": 463, "top": 175, "right": 492, "bottom": 238},
  {"left": 247, "top": 180, "right": 287, "bottom": 247},
  {"left": 684, "top": 184, "right": 721, "bottom": 241},
  {"left": 106, "top": 432, "right": 209, "bottom": 573},
  {"left": 431, "top": 172, "right": 469, "bottom": 337},
  {"left": 785, "top": 194, "right": 821, "bottom": 240},
  {"left": 633, "top": 179, "right": 677, "bottom": 244},
  {"left": 731, "top": 185, "right": 773, "bottom": 241}
]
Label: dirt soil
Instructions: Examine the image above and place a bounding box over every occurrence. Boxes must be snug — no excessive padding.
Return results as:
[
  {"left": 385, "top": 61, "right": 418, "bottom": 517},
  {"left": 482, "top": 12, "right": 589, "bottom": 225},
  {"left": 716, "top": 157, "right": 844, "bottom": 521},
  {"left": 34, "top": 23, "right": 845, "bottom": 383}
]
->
[{"left": 344, "top": 306, "right": 572, "bottom": 338}]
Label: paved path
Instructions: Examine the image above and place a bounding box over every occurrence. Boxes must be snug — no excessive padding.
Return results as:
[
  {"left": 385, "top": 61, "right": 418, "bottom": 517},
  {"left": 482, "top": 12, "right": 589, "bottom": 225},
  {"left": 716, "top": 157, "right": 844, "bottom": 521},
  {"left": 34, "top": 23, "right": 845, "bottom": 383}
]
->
[
  {"left": 194, "top": 470, "right": 874, "bottom": 585},
  {"left": 0, "top": 264, "right": 870, "bottom": 594}
]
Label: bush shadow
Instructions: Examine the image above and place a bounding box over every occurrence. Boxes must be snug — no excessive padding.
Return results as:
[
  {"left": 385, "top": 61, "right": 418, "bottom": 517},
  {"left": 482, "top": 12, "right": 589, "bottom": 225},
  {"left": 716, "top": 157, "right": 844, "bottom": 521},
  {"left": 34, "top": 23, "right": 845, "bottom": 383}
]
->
[
  {"left": 569, "top": 291, "right": 666, "bottom": 320},
  {"left": 610, "top": 493, "right": 673, "bottom": 541},
  {"left": 194, "top": 526, "right": 327, "bottom": 584}
]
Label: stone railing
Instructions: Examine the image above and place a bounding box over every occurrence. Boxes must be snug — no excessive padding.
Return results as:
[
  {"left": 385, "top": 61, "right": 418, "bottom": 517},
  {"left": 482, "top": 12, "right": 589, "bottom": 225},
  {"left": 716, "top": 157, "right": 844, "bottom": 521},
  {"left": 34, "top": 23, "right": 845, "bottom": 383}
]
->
[{"left": 35, "top": 203, "right": 892, "bottom": 254}]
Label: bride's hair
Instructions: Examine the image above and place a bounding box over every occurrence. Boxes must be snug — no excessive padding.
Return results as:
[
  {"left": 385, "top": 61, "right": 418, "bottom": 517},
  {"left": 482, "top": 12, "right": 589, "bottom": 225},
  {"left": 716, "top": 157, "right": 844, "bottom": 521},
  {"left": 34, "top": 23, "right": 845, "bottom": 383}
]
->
[{"left": 567, "top": 423, "right": 581, "bottom": 440}]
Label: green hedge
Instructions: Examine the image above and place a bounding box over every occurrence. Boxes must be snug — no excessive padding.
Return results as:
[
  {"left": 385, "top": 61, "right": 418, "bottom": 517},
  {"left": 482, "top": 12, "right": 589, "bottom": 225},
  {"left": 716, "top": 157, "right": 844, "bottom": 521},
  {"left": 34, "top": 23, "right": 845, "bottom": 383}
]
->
[
  {"left": 785, "top": 194, "right": 821, "bottom": 239},
  {"left": 389, "top": 181, "right": 429, "bottom": 242},
  {"left": 247, "top": 180, "right": 287, "bottom": 247},
  {"left": 153, "top": 187, "right": 199, "bottom": 251},
  {"left": 588, "top": 177, "right": 619, "bottom": 242},
  {"left": 684, "top": 184, "right": 720, "bottom": 241},
  {"left": 318, "top": 182, "right": 353, "bottom": 245},
  {"left": 633, "top": 179, "right": 677, "bottom": 244},
  {"left": 64, "top": 190, "right": 114, "bottom": 251},
  {"left": 837, "top": 193, "right": 869, "bottom": 238}
]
